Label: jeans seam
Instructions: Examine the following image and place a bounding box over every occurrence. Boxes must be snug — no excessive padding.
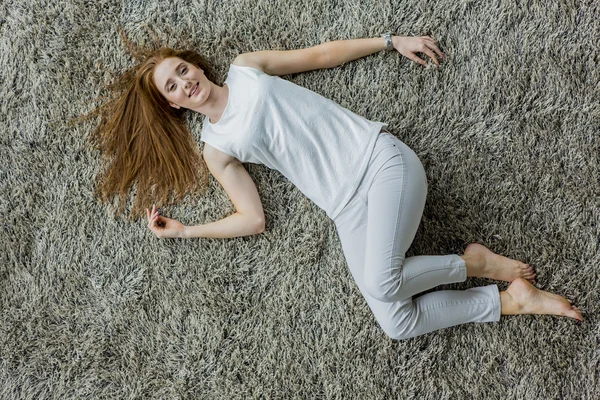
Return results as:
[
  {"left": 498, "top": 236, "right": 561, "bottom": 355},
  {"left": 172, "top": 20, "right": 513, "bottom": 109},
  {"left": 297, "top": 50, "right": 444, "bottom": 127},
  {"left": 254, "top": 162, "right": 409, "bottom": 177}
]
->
[
  {"left": 419, "top": 299, "right": 496, "bottom": 313},
  {"left": 403, "top": 261, "right": 464, "bottom": 281},
  {"left": 388, "top": 145, "right": 406, "bottom": 275}
]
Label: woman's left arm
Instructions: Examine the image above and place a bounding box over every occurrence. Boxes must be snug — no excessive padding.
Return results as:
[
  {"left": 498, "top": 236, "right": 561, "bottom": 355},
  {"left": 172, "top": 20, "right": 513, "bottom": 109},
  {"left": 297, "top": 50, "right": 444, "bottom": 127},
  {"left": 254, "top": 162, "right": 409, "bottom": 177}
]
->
[{"left": 321, "top": 35, "right": 445, "bottom": 68}]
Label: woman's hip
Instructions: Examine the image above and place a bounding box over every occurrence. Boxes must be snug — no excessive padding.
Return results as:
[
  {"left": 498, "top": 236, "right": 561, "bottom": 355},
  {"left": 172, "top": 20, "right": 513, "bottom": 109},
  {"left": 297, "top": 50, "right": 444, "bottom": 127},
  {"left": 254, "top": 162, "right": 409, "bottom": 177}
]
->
[{"left": 356, "top": 131, "right": 427, "bottom": 203}]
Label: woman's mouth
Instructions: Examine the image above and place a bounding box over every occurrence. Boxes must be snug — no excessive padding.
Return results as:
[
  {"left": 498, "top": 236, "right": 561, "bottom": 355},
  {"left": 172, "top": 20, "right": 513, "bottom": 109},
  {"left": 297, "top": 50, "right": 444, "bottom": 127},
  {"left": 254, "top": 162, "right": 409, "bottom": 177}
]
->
[{"left": 190, "top": 83, "right": 199, "bottom": 97}]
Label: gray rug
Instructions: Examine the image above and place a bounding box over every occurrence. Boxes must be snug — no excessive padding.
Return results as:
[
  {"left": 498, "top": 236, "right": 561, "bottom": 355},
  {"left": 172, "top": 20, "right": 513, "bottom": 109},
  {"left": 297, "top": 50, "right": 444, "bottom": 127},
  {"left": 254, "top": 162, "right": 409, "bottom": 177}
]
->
[{"left": 2, "top": 0, "right": 598, "bottom": 398}]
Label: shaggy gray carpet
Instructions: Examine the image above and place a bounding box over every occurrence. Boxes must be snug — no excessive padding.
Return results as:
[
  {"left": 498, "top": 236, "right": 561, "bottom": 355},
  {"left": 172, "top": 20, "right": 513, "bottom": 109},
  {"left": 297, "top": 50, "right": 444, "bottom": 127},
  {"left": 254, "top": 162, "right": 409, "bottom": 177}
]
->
[{"left": 1, "top": 0, "right": 598, "bottom": 398}]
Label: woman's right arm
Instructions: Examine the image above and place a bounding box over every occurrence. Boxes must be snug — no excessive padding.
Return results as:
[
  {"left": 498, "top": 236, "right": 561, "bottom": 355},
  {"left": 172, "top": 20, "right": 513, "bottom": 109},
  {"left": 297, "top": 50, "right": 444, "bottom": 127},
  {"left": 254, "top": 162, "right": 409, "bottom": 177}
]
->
[
  {"left": 147, "top": 146, "right": 265, "bottom": 239},
  {"left": 184, "top": 146, "right": 265, "bottom": 239},
  {"left": 183, "top": 210, "right": 263, "bottom": 238}
]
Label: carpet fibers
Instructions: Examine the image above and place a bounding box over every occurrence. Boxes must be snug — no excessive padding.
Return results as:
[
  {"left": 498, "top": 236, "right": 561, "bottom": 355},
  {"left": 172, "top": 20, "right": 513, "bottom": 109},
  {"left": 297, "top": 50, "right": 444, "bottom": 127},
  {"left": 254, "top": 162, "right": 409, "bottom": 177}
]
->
[{"left": 1, "top": 0, "right": 599, "bottom": 398}]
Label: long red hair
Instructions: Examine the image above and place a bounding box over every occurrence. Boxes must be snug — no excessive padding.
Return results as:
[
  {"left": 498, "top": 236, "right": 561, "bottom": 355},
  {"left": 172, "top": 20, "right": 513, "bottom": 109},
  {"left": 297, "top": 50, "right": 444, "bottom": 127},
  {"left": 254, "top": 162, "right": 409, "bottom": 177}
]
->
[{"left": 73, "top": 29, "right": 220, "bottom": 220}]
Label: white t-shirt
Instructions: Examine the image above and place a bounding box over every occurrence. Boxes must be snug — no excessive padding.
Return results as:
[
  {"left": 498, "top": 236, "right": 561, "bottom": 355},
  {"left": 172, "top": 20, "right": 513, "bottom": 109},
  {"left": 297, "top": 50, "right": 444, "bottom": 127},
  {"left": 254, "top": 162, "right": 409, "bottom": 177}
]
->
[{"left": 200, "top": 64, "right": 388, "bottom": 220}]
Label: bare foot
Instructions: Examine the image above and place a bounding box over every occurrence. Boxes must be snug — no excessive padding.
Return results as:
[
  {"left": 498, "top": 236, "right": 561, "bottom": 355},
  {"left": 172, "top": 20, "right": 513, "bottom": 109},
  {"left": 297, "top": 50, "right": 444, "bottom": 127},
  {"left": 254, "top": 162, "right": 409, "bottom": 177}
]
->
[
  {"left": 464, "top": 243, "right": 536, "bottom": 283},
  {"left": 503, "top": 278, "right": 583, "bottom": 321}
]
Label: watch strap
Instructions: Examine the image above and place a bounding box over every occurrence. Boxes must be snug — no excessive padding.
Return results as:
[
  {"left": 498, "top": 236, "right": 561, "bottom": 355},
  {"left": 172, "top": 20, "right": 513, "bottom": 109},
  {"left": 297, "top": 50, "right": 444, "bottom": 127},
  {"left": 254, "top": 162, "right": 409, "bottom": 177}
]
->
[{"left": 381, "top": 32, "right": 394, "bottom": 51}]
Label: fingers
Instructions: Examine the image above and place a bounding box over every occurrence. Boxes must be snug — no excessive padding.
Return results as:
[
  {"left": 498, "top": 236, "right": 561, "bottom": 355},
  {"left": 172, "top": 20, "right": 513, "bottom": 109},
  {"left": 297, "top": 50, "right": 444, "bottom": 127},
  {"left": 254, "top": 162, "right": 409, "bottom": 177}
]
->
[
  {"left": 418, "top": 36, "right": 445, "bottom": 67},
  {"left": 147, "top": 213, "right": 159, "bottom": 230},
  {"left": 422, "top": 47, "right": 439, "bottom": 67},
  {"left": 146, "top": 205, "right": 157, "bottom": 222},
  {"left": 424, "top": 40, "right": 445, "bottom": 61},
  {"left": 422, "top": 36, "right": 437, "bottom": 45},
  {"left": 145, "top": 204, "right": 162, "bottom": 232},
  {"left": 148, "top": 216, "right": 163, "bottom": 236},
  {"left": 146, "top": 204, "right": 156, "bottom": 222},
  {"left": 407, "top": 53, "right": 428, "bottom": 67}
]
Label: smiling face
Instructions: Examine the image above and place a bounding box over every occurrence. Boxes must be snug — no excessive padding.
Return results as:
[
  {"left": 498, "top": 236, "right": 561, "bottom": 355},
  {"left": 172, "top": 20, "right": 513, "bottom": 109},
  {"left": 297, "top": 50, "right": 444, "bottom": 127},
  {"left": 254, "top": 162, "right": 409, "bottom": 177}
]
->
[{"left": 152, "top": 57, "right": 209, "bottom": 109}]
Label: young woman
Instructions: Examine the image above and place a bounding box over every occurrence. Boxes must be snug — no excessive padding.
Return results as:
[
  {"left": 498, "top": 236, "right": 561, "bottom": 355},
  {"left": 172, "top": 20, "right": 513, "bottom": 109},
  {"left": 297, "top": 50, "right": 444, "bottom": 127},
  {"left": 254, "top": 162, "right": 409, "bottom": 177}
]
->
[{"left": 94, "top": 32, "right": 583, "bottom": 340}]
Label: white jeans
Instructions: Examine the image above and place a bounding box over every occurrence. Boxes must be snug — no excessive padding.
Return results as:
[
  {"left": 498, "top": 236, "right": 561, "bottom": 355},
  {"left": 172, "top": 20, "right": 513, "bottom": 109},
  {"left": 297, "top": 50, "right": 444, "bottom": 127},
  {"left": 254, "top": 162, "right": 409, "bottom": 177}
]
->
[{"left": 333, "top": 131, "right": 501, "bottom": 340}]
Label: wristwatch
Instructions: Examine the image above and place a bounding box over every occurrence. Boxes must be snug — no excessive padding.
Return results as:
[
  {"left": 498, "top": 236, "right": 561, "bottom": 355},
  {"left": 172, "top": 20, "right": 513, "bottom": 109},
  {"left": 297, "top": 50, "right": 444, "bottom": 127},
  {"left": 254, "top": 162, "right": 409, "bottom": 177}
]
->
[{"left": 381, "top": 32, "right": 394, "bottom": 51}]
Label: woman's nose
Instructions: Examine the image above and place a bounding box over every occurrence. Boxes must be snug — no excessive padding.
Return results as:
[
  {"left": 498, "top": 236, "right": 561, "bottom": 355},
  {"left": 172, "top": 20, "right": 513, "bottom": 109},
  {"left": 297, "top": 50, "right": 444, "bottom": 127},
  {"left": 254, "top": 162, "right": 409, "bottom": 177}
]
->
[{"left": 177, "top": 78, "right": 192, "bottom": 90}]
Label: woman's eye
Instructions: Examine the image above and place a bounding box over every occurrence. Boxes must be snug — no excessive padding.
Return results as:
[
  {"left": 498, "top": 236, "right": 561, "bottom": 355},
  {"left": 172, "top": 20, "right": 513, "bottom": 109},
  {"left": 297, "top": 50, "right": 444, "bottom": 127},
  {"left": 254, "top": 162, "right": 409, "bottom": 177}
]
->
[
  {"left": 170, "top": 84, "right": 175, "bottom": 91},
  {"left": 182, "top": 67, "right": 187, "bottom": 74}
]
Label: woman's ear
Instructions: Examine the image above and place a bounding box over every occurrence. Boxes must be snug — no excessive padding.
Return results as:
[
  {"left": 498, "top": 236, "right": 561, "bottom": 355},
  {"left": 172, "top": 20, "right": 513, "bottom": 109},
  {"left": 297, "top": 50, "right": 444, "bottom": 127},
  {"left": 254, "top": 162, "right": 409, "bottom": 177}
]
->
[{"left": 169, "top": 102, "right": 180, "bottom": 109}]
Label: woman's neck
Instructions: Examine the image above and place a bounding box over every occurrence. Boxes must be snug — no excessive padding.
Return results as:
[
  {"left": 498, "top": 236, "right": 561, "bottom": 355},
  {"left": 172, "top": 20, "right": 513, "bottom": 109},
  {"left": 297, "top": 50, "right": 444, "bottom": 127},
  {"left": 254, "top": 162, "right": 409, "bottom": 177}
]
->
[{"left": 194, "top": 83, "right": 229, "bottom": 124}]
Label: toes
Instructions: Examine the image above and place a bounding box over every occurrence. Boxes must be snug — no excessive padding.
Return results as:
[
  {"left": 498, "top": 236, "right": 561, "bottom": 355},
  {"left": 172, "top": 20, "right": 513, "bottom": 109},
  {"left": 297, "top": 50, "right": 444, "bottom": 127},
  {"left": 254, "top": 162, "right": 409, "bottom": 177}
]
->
[
  {"left": 520, "top": 264, "right": 536, "bottom": 276},
  {"left": 562, "top": 302, "right": 583, "bottom": 320},
  {"left": 572, "top": 316, "right": 583, "bottom": 322},
  {"left": 563, "top": 307, "right": 579, "bottom": 319},
  {"left": 523, "top": 272, "right": 536, "bottom": 280}
]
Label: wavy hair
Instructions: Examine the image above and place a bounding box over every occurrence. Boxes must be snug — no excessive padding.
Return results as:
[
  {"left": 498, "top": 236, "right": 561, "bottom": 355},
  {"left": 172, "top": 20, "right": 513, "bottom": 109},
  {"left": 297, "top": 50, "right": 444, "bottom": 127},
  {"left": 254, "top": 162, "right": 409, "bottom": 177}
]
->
[{"left": 73, "top": 28, "right": 219, "bottom": 220}]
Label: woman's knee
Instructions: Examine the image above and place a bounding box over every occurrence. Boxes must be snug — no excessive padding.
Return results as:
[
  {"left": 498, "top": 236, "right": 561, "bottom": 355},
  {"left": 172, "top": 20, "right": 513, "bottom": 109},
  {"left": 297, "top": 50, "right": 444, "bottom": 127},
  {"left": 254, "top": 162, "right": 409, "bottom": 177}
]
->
[
  {"left": 365, "top": 280, "right": 398, "bottom": 303},
  {"left": 364, "top": 266, "right": 407, "bottom": 303},
  {"left": 374, "top": 305, "right": 417, "bottom": 341}
]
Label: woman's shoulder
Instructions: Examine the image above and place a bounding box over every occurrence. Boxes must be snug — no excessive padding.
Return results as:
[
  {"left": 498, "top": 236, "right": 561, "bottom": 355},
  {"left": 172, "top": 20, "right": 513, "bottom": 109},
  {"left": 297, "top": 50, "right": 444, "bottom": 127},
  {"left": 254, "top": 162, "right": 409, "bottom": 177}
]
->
[
  {"left": 203, "top": 142, "right": 237, "bottom": 166},
  {"left": 231, "top": 55, "right": 268, "bottom": 74}
]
